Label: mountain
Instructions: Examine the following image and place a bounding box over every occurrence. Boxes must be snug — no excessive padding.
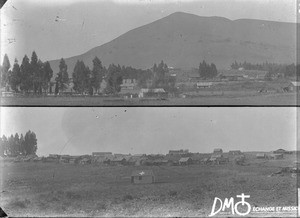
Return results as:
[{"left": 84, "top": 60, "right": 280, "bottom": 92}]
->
[{"left": 49, "top": 12, "right": 296, "bottom": 76}]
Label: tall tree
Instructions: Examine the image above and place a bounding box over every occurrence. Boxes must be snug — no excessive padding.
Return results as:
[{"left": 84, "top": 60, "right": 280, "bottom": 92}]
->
[
  {"left": 20, "top": 55, "right": 32, "bottom": 93},
  {"left": 31, "top": 51, "right": 40, "bottom": 93},
  {"left": 55, "top": 58, "right": 69, "bottom": 93},
  {"left": 24, "top": 130, "right": 37, "bottom": 155},
  {"left": 106, "top": 64, "right": 122, "bottom": 94},
  {"left": 43, "top": 61, "right": 53, "bottom": 93},
  {"left": 19, "top": 134, "right": 25, "bottom": 155},
  {"left": 9, "top": 58, "right": 21, "bottom": 92},
  {"left": 1, "top": 54, "right": 11, "bottom": 89},
  {"left": 0, "top": 137, "right": 4, "bottom": 157},
  {"left": 153, "top": 60, "right": 168, "bottom": 87},
  {"left": 91, "top": 57, "right": 104, "bottom": 94},
  {"left": 72, "top": 60, "right": 91, "bottom": 94}
]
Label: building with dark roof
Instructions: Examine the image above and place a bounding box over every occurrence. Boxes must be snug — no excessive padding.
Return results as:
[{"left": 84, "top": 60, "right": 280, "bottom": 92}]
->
[{"left": 131, "top": 170, "right": 155, "bottom": 184}]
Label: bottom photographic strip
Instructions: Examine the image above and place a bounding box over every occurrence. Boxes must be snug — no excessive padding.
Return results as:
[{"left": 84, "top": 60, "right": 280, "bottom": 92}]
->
[{"left": 0, "top": 107, "right": 298, "bottom": 217}]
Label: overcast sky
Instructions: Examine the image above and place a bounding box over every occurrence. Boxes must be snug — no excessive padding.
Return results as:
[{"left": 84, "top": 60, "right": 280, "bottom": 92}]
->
[
  {"left": 1, "top": 0, "right": 297, "bottom": 64},
  {"left": 0, "top": 107, "right": 297, "bottom": 156}
]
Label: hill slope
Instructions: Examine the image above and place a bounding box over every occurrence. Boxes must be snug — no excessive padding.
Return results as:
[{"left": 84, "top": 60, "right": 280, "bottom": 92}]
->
[{"left": 49, "top": 12, "right": 296, "bottom": 76}]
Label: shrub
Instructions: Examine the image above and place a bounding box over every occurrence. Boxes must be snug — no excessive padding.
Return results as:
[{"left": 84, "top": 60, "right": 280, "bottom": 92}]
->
[
  {"left": 168, "top": 190, "right": 177, "bottom": 197},
  {"left": 122, "top": 194, "right": 133, "bottom": 201}
]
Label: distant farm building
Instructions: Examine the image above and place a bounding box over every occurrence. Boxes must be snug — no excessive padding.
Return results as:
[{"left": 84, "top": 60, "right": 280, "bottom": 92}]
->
[
  {"left": 196, "top": 82, "right": 213, "bottom": 88},
  {"left": 120, "top": 78, "right": 139, "bottom": 97},
  {"left": 234, "top": 155, "right": 246, "bottom": 165},
  {"left": 288, "top": 81, "right": 300, "bottom": 92},
  {"left": 179, "top": 157, "right": 193, "bottom": 165},
  {"left": 270, "top": 153, "right": 284, "bottom": 160},
  {"left": 59, "top": 155, "right": 70, "bottom": 163},
  {"left": 256, "top": 153, "right": 267, "bottom": 159},
  {"left": 165, "top": 155, "right": 181, "bottom": 165},
  {"left": 49, "top": 154, "right": 60, "bottom": 159},
  {"left": 110, "top": 157, "right": 126, "bottom": 165},
  {"left": 229, "top": 150, "right": 242, "bottom": 156},
  {"left": 169, "top": 149, "right": 189, "bottom": 156},
  {"left": 131, "top": 170, "right": 155, "bottom": 184},
  {"left": 213, "top": 148, "right": 223, "bottom": 155},
  {"left": 92, "top": 152, "right": 113, "bottom": 157},
  {"left": 210, "top": 154, "right": 228, "bottom": 164},
  {"left": 138, "top": 88, "right": 168, "bottom": 98},
  {"left": 127, "top": 156, "right": 146, "bottom": 166},
  {"left": 273, "top": 149, "right": 292, "bottom": 154},
  {"left": 80, "top": 158, "right": 91, "bottom": 165},
  {"left": 219, "top": 69, "right": 268, "bottom": 81}
]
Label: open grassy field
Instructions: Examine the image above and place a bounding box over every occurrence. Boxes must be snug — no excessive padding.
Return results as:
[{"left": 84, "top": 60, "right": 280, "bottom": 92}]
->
[
  {"left": 0, "top": 92, "right": 298, "bottom": 106},
  {"left": 0, "top": 153, "right": 297, "bottom": 217}
]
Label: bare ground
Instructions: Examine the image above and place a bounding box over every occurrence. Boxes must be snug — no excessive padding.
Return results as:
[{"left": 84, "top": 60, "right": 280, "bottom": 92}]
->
[{"left": 0, "top": 92, "right": 298, "bottom": 106}]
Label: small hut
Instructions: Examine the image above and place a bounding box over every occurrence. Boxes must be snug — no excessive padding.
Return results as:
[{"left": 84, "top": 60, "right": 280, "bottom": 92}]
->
[
  {"left": 270, "top": 153, "right": 284, "bottom": 160},
  {"left": 229, "top": 150, "right": 242, "bottom": 156},
  {"left": 256, "top": 153, "right": 267, "bottom": 159},
  {"left": 179, "top": 157, "right": 193, "bottom": 165},
  {"left": 213, "top": 148, "right": 223, "bottom": 155},
  {"left": 80, "top": 158, "right": 91, "bottom": 165},
  {"left": 131, "top": 170, "right": 155, "bottom": 184}
]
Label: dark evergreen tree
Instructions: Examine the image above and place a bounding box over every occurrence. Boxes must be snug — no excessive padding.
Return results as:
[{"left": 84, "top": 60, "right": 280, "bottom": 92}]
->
[
  {"left": 106, "top": 64, "right": 122, "bottom": 94},
  {"left": 72, "top": 60, "right": 91, "bottom": 94},
  {"left": 30, "top": 51, "right": 40, "bottom": 93},
  {"left": 1, "top": 54, "right": 11, "bottom": 90},
  {"left": 55, "top": 58, "right": 69, "bottom": 93},
  {"left": 43, "top": 61, "right": 53, "bottom": 93},
  {"left": 24, "top": 130, "right": 37, "bottom": 155},
  {"left": 91, "top": 57, "right": 104, "bottom": 94},
  {"left": 10, "top": 58, "right": 21, "bottom": 92},
  {"left": 20, "top": 55, "right": 32, "bottom": 93},
  {"left": 199, "top": 60, "right": 218, "bottom": 79}
]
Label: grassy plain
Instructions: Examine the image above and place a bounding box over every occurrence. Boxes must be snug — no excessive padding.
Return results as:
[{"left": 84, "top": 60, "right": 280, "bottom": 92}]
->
[{"left": 0, "top": 153, "right": 297, "bottom": 217}]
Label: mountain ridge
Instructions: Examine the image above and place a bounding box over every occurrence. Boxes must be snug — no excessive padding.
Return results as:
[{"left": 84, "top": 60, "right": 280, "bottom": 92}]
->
[{"left": 48, "top": 12, "right": 296, "bottom": 76}]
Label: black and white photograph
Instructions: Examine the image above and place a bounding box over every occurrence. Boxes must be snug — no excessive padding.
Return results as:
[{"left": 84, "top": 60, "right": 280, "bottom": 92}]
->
[
  {"left": 0, "top": 0, "right": 299, "bottom": 105},
  {"left": 0, "top": 107, "right": 298, "bottom": 217},
  {"left": 0, "top": 0, "right": 299, "bottom": 217}
]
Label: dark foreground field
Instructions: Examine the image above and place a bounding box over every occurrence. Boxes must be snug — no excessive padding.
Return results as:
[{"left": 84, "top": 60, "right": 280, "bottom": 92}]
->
[
  {"left": 0, "top": 92, "right": 298, "bottom": 106},
  {"left": 0, "top": 154, "right": 297, "bottom": 217}
]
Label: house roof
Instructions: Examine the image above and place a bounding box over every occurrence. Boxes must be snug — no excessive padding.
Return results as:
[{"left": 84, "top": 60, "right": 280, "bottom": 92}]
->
[
  {"left": 271, "top": 153, "right": 283, "bottom": 157},
  {"left": 80, "top": 157, "right": 91, "bottom": 161},
  {"left": 140, "top": 88, "right": 166, "bottom": 93},
  {"left": 131, "top": 170, "right": 154, "bottom": 177},
  {"left": 179, "top": 157, "right": 192, "bottom": 162},
  {"left": 92, "top": 152, "right": 112, "bottom": 156},
  {"left": 165, "top": 155, "right": 181, "bottom": 161},
  {"left": 291, "top": 81, "right": 300, "bottom": 86},
  {"left": 256, "top": 153, "right": 266, "bottom": 156},
  {"left": 211, "top": 154, "right": 223, "bottom": 158},
  {"left": 128, "top": 156, "right": 145, "bottom": 162},
  {"left": 213, "top": 148, "right": 223, "bottom": 152},
  {"left": 111, "top": 157, "right": 126, "bottom": 162}
]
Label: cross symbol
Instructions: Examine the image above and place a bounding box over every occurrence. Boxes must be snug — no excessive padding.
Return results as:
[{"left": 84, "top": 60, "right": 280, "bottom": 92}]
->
[{"left": 139, "top": 171, "right": 145, "bottom": 175}]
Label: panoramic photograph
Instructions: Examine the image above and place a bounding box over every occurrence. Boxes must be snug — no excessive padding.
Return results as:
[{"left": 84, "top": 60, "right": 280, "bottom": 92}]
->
[
  {"left": 0, "top": 107, "right": 298, "bottom": 217},
  {"left": 0, "top": 0, "right": 299, "bottom": 105}
]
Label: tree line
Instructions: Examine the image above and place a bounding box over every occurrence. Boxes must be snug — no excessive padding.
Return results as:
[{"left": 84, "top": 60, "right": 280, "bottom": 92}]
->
[
  {"left": 231, "top": 61, "right": 300, "bottom": 78},
  {"left": 0, "top": 130, "right": 37, "bottom": 157},
  {"left": 1, "top": 52, "right": 53, "bottom": 94},
  {"left": 198, "top": 60, "right": 218, "bottom": 79},
  {"left": 0, "top": 52, "right": 175, "bottom": 95}
]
